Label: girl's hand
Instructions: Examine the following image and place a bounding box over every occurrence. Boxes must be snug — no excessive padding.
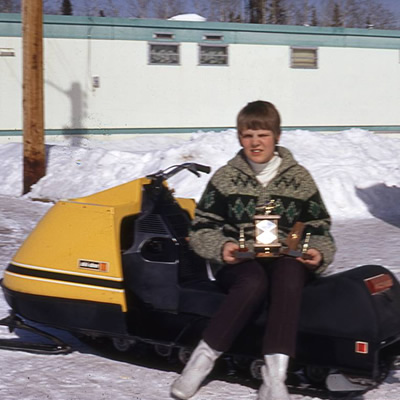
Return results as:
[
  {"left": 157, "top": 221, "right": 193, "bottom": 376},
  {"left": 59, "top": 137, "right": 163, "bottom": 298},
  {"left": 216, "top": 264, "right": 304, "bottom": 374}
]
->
[
  {"left": 222, "top": 242, "right": 241, "bottom": 264},
  {"left": 297, "top": 248, "right": 322, "bottom": 270}
]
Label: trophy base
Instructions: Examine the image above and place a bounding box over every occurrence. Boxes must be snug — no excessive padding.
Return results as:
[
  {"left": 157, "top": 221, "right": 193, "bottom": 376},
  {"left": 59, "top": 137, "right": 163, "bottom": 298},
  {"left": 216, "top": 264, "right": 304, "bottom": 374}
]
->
[
  {"left": 234, "top": 248, "right": 312, "bottom": 260},
  {"left": 256, "top": 252, "right": 280, "bottom": 258},
  {"left": 254, "top": 245, "right": 281, "bottom": 258},
  {"left": 281, "top": 248, "right": 312, "bottom": 260},
  {"left": 234, "top": 250, "right": 255, "bottom": 259}
]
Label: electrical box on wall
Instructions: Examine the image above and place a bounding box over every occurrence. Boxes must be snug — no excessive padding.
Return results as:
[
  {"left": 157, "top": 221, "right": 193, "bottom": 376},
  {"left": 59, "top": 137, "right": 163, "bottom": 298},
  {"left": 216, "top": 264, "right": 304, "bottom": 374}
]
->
[{"left": 92, "top": 76, "right": 100, "bottom": 88}]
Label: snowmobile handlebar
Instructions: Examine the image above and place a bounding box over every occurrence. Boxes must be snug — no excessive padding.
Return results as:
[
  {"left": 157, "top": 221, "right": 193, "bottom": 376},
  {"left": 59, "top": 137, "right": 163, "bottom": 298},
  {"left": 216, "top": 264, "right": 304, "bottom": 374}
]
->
[
  {"left": 192, "top": 163, "right": 211, "bottom": 175},
  {"left": 146, "top": 163, "right": 211, "bottom": 182}
]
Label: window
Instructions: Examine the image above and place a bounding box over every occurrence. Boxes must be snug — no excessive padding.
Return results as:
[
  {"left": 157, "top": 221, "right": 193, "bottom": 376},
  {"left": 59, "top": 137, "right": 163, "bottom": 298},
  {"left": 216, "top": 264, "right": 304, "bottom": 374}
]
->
[
  {"left": 149, "top": 43, "right": 180, "bottom": 65},
  {"left": 290, "top": 47, "right": 318, "bottom": 69},
  {"left": 199, "top": 44, "right": 228, "bottom": 66}
]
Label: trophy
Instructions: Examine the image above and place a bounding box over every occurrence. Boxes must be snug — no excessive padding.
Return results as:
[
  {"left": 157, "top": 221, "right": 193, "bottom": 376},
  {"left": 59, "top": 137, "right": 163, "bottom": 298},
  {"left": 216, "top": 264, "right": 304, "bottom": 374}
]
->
[
  {"left": 234, "top": 200, "right": 312, "bottom": 260},
  {"left": 234, "top": 200, "right": 281, "bottom": 259}
]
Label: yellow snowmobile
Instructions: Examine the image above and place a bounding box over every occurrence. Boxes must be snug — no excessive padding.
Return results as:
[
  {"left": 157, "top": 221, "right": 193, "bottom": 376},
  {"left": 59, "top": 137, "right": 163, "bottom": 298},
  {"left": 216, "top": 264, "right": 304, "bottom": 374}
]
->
[{"left": 1, "top": 162, "right": 400, "bottom": 396}]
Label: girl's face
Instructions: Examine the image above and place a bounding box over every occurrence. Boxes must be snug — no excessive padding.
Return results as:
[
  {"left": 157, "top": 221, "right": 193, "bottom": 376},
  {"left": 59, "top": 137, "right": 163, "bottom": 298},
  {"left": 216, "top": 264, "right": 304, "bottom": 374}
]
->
[{"left": 239, "top": 129, "right": 279, "bottom": 164}]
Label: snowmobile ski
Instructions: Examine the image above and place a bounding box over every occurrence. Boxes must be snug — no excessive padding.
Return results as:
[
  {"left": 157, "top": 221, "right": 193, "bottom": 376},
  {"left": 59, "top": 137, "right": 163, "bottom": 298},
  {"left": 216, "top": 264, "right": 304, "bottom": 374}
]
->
[{"left": 0, "top": 312, "right": 71, "bottom": 354}]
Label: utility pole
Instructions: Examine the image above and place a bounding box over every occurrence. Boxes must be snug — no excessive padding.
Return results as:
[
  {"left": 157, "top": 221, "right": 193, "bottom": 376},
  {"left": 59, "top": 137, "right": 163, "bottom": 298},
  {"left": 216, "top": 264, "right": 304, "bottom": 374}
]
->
[{"left": 22, "top": 0, "right": 45, "bottom": 194}]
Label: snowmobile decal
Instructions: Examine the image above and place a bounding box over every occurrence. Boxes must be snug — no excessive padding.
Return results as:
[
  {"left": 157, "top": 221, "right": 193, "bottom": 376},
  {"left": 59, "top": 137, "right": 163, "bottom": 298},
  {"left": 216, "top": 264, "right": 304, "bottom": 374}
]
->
[{"left": 78, "top": 259, "right": 110, "bottom": 273}]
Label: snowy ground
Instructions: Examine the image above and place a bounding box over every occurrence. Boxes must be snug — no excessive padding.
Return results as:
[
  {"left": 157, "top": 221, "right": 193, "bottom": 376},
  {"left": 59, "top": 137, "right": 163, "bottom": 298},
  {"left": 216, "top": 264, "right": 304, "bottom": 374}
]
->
[
  {"left": 0, "top": 196, "right": 399, "bottom": 400},
  {"left": 0, "top": 129, "right": 400, "bottom": 399}
]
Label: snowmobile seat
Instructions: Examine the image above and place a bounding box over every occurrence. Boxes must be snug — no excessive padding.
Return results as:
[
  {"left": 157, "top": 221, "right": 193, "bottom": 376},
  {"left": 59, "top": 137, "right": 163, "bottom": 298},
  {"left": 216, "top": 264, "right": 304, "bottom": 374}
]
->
[
  {"left": 250, "top": 264, "right": 400, "bottom": 338},
  {"left": 178, "top": 279, "right": 226, "bottom": 317},
  {"left": 298, "top": 264, "right": 400, "bottom": 341},
  {"left": 295, "top": 264, "right": 400, "bottom": 375}
]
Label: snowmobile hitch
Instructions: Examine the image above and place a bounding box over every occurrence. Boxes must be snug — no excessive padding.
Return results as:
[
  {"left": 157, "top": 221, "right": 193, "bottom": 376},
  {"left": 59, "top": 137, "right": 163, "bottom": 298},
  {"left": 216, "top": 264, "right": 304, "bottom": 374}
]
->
[{"left": 0, "top": 312, "right": 72, "bottom": 354}]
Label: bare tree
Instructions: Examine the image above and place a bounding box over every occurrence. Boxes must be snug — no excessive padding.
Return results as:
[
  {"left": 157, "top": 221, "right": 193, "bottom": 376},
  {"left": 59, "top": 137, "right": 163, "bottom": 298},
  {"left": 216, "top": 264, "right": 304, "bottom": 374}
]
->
[
  {"left": 299, "top": 0, "right": 310, "bottom": 25},
  {"left": 247, "top": 0, "right": 266, "bottom": 23},
  {"left": 362, "top": 0, "right": 397, "bottom": 29},
  {"left": 310, "top": 6, "right": 318, "bottom": 26},
  {"left": 246, "top": 0, "right": 289, "bottom": 25},
  {"left": 153, "top": 0, "right": 187, "bottom": 19},
  {"left": 341, "top": 0, "right": 363, "bottom": 27},
  {"left": 127, "top": 0, "right": 153, "bottom": 18},
  {"left": 267, "top": 0, "right": 287, "bottom": 24},
  {"left": 286, "top": 0, "right": 309, "bottom": 25},
  {"left": 76, "top": 0, "right": 119, "bottom": 17},
  {"left": 320, "top": 0, "right": 398, "bottom": 29},
  {"left": 192, "top": 0, "right": 210, "bottom": 19},
  {"left": 320, "top": 0, "right": 336, "bottom": 26},
  {"left": 105, "top": 0, "right": 120, "bottom": 17},
  {"left": 207, "top": 0, "right": 244, "bottom": 22},
  {"left": 334, "top": 3, "right": 343, "bottom": 26}
]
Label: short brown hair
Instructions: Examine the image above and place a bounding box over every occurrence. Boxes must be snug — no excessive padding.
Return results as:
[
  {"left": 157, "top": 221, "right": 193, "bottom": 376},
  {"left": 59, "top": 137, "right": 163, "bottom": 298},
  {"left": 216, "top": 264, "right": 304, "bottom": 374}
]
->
[{"left": 237, "top": 100, "right": 281, "bottom": 139}]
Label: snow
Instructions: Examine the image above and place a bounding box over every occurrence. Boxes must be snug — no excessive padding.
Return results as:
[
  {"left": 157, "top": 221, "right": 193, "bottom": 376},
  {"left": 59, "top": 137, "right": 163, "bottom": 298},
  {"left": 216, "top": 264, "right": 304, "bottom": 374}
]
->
[
  {"left": 168, "top": 14, "right": 207, "bottom": 22},
  {"left": 0, "top": 128, "right": 400, "bottom": 399},
  {"left": 2, "top": 128, "right": 400, "bottom": 221}
]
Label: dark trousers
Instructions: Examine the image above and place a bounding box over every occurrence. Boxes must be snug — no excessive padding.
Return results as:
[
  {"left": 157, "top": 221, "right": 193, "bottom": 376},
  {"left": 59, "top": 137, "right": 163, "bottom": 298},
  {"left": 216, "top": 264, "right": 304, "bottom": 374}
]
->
[{"left": 202, "top": 257, "right": 311, "bottom": 357}]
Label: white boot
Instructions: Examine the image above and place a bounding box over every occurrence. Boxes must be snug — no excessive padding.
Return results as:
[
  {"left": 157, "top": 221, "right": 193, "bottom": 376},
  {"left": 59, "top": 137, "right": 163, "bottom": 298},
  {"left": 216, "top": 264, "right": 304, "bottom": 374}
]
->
[
  {"left": 171, "top": 340, "right": 222, "bottom": 399},
  {"left": 257, "top": 354, "right": 291, "bottom": 400}
]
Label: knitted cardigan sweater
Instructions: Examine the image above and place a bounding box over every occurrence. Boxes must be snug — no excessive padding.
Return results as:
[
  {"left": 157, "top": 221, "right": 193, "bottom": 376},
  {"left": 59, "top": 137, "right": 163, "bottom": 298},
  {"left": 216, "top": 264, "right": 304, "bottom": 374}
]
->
[{"left": 189, "top": 146, "right": 336, "bottom": 274}]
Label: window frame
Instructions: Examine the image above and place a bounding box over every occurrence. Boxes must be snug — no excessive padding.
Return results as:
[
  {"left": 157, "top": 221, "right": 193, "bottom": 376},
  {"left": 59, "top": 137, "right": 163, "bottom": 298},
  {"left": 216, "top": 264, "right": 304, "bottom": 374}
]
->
[
  {"left": 148, "top": 42, "right": 180, "bottom": 66},
  {"left": 198, "top": 43, "right": 229, "bottom": 66}
]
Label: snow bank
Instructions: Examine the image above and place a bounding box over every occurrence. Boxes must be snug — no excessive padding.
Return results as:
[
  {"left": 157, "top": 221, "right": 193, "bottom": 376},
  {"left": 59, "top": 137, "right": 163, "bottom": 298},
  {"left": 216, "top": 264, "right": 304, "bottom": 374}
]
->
[{"left": 0, "top": 129, "right": 399, "bottom": 220}]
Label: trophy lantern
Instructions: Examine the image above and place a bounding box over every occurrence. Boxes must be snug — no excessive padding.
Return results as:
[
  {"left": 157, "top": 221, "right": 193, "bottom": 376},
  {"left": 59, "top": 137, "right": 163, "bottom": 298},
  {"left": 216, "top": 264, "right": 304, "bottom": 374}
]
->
[{"left": 253, "top": 200, "right": 282, "bottom": 257}]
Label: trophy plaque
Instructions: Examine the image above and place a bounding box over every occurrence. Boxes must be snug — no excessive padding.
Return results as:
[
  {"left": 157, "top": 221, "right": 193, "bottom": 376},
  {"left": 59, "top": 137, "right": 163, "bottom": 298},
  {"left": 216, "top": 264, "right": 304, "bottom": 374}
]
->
[{"left": 253, "top": 200, "right": 282, "bottom": 257}]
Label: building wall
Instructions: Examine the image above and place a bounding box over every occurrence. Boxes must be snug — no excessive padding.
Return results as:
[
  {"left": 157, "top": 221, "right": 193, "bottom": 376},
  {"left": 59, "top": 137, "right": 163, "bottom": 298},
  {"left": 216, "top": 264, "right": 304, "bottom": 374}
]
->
[{"left": 1, "top": 13, "right": 400, "bottom": 138}]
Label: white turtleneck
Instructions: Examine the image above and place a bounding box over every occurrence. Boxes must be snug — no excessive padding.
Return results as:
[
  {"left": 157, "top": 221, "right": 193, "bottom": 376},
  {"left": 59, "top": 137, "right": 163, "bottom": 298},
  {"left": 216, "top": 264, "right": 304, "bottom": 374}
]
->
[{"left": 247, "top": 153, "right": 282, "bottom": 187}]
